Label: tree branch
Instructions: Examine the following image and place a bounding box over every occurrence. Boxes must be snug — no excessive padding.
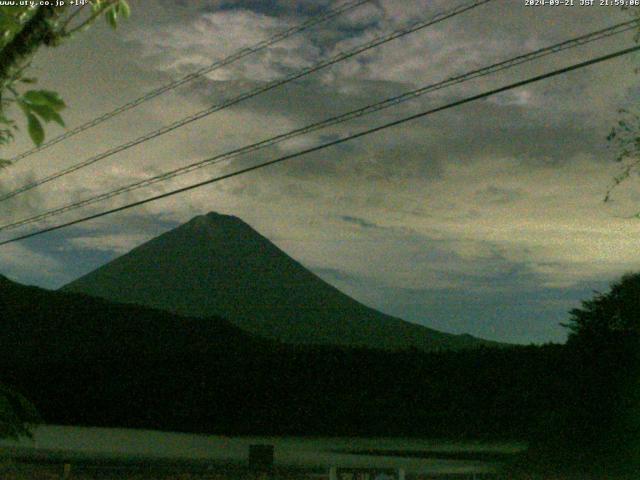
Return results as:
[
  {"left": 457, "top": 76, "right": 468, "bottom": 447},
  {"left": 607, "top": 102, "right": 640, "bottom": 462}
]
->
[{"left": 65, "top": 1, "right": 119, "bottom": 35}]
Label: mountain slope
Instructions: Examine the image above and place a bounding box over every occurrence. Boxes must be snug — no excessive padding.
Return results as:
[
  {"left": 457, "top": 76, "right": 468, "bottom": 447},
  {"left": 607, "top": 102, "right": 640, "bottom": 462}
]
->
[{"left": 63, "top": 212, "right": 494, "bottom": 351}]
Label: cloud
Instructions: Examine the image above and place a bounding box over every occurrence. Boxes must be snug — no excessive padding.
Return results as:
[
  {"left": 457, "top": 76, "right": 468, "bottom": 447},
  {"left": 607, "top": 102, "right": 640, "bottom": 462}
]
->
[
  {"left": 69, "top": 233, "right": 155, "bottom": 254},
  {"left": 128, "top": 3, "right": 323, "bottom": 81},
  {"left": 474, "top": 186, "right": 523, "bottom": 205},
  {"left": 0, "top": 243, "right": 63, "bottom": 285},
  {"left": 312, "top": 266, "right": 363, "bottom": 284},
  {"left": 338, "top": 215, "right": 380, "bottom": 229}
]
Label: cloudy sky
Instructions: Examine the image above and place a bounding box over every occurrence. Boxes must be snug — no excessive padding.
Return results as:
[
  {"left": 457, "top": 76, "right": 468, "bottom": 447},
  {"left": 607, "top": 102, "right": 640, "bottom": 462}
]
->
[{"left": 0, "top": 0, "right": 639, "bottom": 344}]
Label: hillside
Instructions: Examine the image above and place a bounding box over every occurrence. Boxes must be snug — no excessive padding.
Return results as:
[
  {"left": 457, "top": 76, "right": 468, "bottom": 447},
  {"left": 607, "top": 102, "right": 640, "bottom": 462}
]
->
[
  {"left": 0, "top": 274, "right": 565, "bottom": 438},
  {"left": 0, "top": 273, "right": 267, "bottom": 365}
]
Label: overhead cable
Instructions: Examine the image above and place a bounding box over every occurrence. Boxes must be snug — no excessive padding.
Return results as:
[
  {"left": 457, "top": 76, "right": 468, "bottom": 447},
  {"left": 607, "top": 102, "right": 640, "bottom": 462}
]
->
[
  {"left": 0, "top": 19, "right": 635, "bottom": 232},
  {"left": 0, "top": 0, "right": 494, "bottom": 202},
  {"left": 5, "top": 0, "right": 373, "bottom": 164},
  {"left": 1, "top": 43, "right": 637, "bottom": 246}
]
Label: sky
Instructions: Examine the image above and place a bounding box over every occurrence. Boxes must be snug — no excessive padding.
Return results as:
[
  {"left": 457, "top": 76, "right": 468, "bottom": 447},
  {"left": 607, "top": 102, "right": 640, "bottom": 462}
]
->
[{"left": 0, "top": 0, "right": 639, "bottom": 344}]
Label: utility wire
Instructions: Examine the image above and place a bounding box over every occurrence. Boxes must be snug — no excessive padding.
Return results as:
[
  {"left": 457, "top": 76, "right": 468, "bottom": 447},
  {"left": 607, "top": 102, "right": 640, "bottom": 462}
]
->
[
  {"left": 0, "top": 0, "right": 494, "bottom": 203},
  {"left": 5, "top": 0, "right": 372, "bottom": 165},
  {"left": 1, "top": 43, "right": 637, "bottom": 247},
  {"left": 1, "top": 19, "right": 636, "bottom": 233}
]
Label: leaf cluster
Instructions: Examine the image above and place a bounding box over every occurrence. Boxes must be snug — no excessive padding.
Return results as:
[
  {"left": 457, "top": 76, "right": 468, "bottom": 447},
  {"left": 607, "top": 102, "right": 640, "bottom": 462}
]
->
[
  {"left": 18, "top": 89, "right": 66, "bottom": 146},
  {"left": 604, "top": 108, "right": 640, "bottom": 203},
  {"left": 0, "top": 82, "right": 66, "bottom": 165},
  {"left": 94, "top": 0, "right": 131, "bottom": 30},
  {"left": 605, "top": 7, "right": 640, "bottom": 205},
  {"left": 69, "top": 0, "right": 130, "bottom": 34},
  {"left": 0, "top": 6, "right": 35, "bottom": 51},
  {"left": 0, "top": 1, "right": 131, "bottom": 159}
]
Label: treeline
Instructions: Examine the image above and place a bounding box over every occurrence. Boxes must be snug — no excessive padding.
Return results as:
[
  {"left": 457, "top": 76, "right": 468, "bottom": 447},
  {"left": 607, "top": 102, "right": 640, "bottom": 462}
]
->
[
  {"left": 1, "top": 276, "right": 570, "bottom": 440},
  {"left": 4, "top": 344, "right": 570, "bottom": 439}
]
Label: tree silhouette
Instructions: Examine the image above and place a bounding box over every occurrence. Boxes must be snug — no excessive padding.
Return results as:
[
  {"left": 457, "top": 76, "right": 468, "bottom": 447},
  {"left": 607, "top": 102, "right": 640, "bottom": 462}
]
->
[
  {"left": 0, "top": 383, "right": 39, "bottom": 440},
  {"left": 561, "top": 272, "right": 640, "bottom": 472},
  {"left": 565, "top": 272, "right": 640, "bottom": 342}
]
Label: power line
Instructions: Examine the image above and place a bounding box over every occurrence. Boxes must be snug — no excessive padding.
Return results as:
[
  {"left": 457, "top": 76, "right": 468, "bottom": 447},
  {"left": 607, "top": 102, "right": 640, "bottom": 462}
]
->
[
  {"left": 0, "top": 0, "right": 494, "bottom": 203},
  {"left": 6, "top": 0, "right": 372, "bottom": 165},
  {"left": 1, "top": 19, "right": 636, "bottom": 233},
  {"left": 1, "top": 43, "right": 637, "bottom": 247}
]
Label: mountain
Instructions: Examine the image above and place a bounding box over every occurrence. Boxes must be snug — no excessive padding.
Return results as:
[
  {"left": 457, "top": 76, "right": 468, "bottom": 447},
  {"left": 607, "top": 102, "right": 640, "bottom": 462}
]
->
[{"left": 63, "top": 212, "right": 494, "bottom": 351}]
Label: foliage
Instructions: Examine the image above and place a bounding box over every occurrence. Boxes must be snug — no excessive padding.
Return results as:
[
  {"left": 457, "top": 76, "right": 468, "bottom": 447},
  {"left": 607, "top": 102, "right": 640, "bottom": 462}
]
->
[
  {"left": 564, "top": 272, "right": 640, "bottom": 341},
  {"left": 564, "top": 273, "right": 640, "bottom": 448},
  {"left": 1, "top": 83, "right": 66, "bottom": 152},
  {"left": 605, "top": 108, "right": 640, "bottom": 206},
  {"left": 605, "top": 7, "right": 640, "bottom": 205},
  {"left": 0, "top": 1, "right": 130, "bottom": 164},
  {"left": 517, "top": 273, "right": 640, "bottom": 477},
  {"left": 0, "top": 7, "right": 37, "bottom": 51},
  {"left": 0, "top": 275, "right": 568, "bottom": 440},
  {"left": 0, "top": 383, "right": 40, "bottom": 440}
]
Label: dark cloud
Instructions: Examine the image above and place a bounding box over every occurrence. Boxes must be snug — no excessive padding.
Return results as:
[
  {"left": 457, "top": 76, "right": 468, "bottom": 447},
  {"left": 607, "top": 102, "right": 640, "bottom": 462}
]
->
[
  {"left": 339, "top": 215, "right": 380, "bottom": 229},
  {"left": 474, "top": 186, "right": 523, "bottom": 205},
  {"left": 313, "top": 266, "right": 363, "bottom": 283}
]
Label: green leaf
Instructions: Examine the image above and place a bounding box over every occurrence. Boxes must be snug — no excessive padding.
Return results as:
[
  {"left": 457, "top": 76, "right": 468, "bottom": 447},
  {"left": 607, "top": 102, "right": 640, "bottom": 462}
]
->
[
  {"left": 117, "top": 0, "right": 130, "bottom": 19},
  {"left": 28, "top": 103, "right": 56, "bottom": 123},
  {"left": 106, "top": 7, "right": 118, "bottom": 29},
  {"left": 22, "top": 90, "right": 50, "bottom": 106},
  {"left": 26, "top": 113, "right": 44, "bottom": 146},
  {"left": 37, "top": 90, "right": 66, "bottom": 111},
  {"left": 49, "top": 111, "right": 65, "bottom": 127},
  {"left": 19, "top": 77, "right": 36, "bottom": 84},
  {"left": 23, "top": 90, "right": 65, "bottom": 111},
  {"left": 0, "top": 14, "right": 18, "bottom": 30},
  {"left": 91, "top": 0, "right": 103, "bottom": 13},
  {"left": 17, "top": 99, "right": 31, "bottom": 116}
]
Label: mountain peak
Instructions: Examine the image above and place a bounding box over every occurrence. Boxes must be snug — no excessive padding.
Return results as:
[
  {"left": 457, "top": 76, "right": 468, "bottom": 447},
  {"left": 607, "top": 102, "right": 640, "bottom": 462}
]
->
[
  {"left": 189, "top": 211, "right": 234, "bottom": 223},
  {"left": 185, "top": 212, "right": 247, "bottom": 229},
  {"left": 207, "top": 211, "right": 233, "bottom": 218},
  {"left": 205, "top": 211, "right": 239, "bottom": 222}
]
